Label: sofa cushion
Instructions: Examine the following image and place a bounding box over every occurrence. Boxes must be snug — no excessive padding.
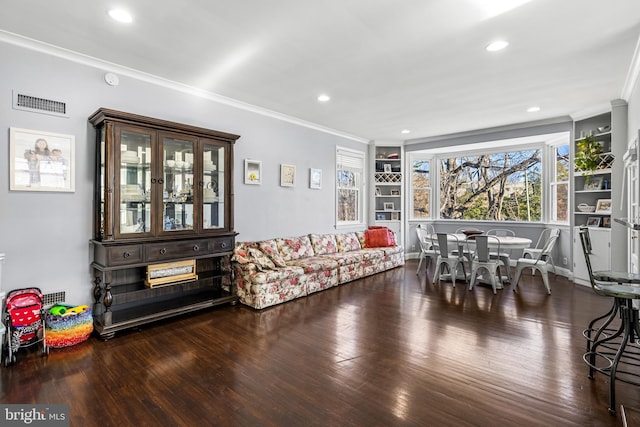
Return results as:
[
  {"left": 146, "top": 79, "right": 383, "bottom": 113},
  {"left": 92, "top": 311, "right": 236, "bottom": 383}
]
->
[
  {"left": 309, "top": 233, "right": 338, "bottom": 255},
  {"left": 232, "top": 242, "right": 253, "bottom": 264},
  {"left": 246, "top": 266, "right": 306, "bottom": 285},
  {"left": 356, "top": 231, "right": 366, "bottom": 248},
  {"left": 287, "top": 256, "right": 339, "bottom": 273},
  {"left": 258, "top": 239, "right": 287, "bottom": 267},
  {"left": 336, "top": 232, "right": 362, "bottom": 252},
  {"left": 360, "top": 248, "right": 386, "bottom": 260},
  {"left": 321, "top": 251, "right": 363, "bottom": 266},
  {"left": 276, "top": 235, "right": 315, "bottom": 261},
  {"left": 248, "top": 248, "right": 276, "bottom": 271}
]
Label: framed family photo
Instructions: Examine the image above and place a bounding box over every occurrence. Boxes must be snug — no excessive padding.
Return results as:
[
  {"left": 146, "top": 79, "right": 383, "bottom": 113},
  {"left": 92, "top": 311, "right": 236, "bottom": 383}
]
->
[
  {"left": 586, "top": 217, "right": 601, "bottom": 227},
  {"left": 309, "top": 168, "right": 322, "bottom": 189},
  {"left": 9, "top": 127, "right": 75, "bottom": 192},
  {"left": 595, "top": 199, "right": 612, "bottom": 214}
]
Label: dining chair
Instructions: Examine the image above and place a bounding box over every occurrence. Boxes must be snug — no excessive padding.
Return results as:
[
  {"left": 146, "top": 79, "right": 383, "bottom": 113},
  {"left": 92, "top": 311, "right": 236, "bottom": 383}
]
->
[
  {"left": 468, "top": 235, "right": 502, "bottom": 294},
  {"left": 522, "top": 228, "right": 560, "bottom": 275},
  {"left": 452, "top": 228, "right": 475, "bottom": 265},
  {"left": 486, "top": 229, "right": 515, "bottom": 283},
  {"left": 578, "top": 226, "right": 640, "bottom": 415},
  {"left": 512, "top": 229, "right": 559, "bottom": 294},
  {"left": 433, "top": 233, "right": 469, "bottom": 286},
  {"left": 415, "top": 224, "right": 438, "bottom": 275}
]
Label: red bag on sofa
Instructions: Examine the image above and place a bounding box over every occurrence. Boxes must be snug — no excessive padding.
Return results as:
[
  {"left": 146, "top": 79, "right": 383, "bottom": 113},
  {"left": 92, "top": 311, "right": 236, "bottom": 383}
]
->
[{"left": 365, "top": 226, "right": 396, "bottom": 248}]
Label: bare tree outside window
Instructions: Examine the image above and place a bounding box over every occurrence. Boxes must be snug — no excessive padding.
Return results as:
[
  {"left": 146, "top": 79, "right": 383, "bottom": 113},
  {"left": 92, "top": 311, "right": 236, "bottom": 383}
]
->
[{"left": 439, "top": 149, "right": 542, "bottom": 221}]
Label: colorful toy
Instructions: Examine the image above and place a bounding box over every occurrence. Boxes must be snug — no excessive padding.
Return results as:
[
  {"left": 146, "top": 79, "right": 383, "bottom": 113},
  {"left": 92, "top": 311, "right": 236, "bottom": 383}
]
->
[{"left": 45, "top": 304, "right": 93, "bottom": 348}]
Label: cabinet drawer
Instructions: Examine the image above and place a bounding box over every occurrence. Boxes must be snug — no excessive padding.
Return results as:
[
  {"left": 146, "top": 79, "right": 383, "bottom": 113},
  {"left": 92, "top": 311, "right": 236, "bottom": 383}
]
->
[
  {"left": 105, "top": 245, "right": 144, "bottom": 266},
  {"left": 209, "top": 236, "right": 234, "bottom": 253},
  {"left": 145, "top": 240, "right": 211, "bottom": 262}
]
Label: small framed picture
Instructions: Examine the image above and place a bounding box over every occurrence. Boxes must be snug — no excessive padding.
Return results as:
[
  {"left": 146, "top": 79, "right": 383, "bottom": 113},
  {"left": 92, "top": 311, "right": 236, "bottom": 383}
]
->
[
  {"left": 602, "top": 217, "right": 611, "bottom": 228},
  {"left": 383, "top": 202, "right": 394, "bottom": 211},
  {"left": 244, "top": 159, "right": 262, "bottom": 185},
  {"left": 309, "top": 168, "right": 322, "bottom": 189},
  {"left": 595, "top": 199, "right": 612, "bottom": 213},
  {"left": 391, "top": 212, "right": 399, "bottom": 220},
  {"left": 587, "top": 217, "right": 602, "bottom": 227},
  {"left": 584, "top": 176, "right": 603, "bottom": 191},
  {"left": 375, "top": 187, "right": 382, "bottom": 196},
  {"left": 383, "top": 164, "right": 392, "bottom": 173},
  {"left": 280, "top": 164, "right": 296, "bottom": 187},
  {"left": 390, "top": 189, "right": 400, "bottom": 196},
  {"left": 376, "top": 213, "right": 386, "bottom": 220}
]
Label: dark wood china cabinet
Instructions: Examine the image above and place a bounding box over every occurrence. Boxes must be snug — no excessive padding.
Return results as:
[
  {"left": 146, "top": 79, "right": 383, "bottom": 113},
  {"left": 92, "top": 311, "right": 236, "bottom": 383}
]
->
[{"left": 89, "top": 108, "right": 239, "bottom": 339}]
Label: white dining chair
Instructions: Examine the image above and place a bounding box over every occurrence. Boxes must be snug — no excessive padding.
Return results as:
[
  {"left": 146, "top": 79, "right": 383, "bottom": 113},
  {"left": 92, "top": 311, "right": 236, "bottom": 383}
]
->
[
  {"left": 468, "top": 235, "right": 502, "bottom": 294},
  {"left": 433, "top": 233, "right": 469, "bottom": 286},
  {"left": 486, "top": 229, "right": 515, "bottom": 283},
  {"left": 522, "top": 228, "right": 560, "bottom": 275},
  {"left": 416, "top": 224, "right": 438, "bottom": 275},
  {"left": 512, "top": 231, "right": 560, "bottom": 295}
]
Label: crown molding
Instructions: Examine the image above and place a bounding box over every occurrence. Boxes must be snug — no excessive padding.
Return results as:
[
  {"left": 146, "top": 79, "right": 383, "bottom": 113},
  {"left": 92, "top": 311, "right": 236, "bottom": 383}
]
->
[
  {"left": 0, "top": 30, "right": 369, "bottom": 144},
  {"left": 622, "top": 33, "right": 640, "bottom": 101}
]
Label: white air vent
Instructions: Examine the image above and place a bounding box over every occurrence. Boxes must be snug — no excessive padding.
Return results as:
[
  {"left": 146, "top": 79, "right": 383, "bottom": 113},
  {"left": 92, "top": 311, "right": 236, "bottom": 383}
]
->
[{"left": 13, "top": 91, "right": 69, "bottom": 117}]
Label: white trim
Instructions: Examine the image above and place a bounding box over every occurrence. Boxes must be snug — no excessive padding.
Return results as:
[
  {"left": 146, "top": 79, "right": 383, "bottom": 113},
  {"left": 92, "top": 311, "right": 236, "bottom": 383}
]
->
[
  {"left": 0, "top": 30, "right": 369, "bottom": 145},
  {"left": 622, "top": 34, "right": 640, "bottom": 101}
]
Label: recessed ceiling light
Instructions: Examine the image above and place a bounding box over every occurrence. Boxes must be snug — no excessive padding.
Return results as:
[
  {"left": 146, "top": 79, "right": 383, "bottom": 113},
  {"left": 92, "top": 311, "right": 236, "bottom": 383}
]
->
[
  {"left": 527, "top": 106, "right": 541, "bottom": 112},
  {"left": 486, "top": 40, "right": 509, "bottom": 52},
  {"left": 401, "top": 130, "right": 411, "bottom": 134},
  {"left": 317, "top": 94, "right": 331, "bottom": 102},
  {"left": 108, "top": 9, "right": 133, "bottom": 23}
]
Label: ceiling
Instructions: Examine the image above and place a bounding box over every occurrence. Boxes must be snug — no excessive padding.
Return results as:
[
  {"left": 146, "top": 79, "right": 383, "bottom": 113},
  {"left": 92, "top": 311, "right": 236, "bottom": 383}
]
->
[{"left": 2, "top": 0, "right": 640, "bottom": 142}]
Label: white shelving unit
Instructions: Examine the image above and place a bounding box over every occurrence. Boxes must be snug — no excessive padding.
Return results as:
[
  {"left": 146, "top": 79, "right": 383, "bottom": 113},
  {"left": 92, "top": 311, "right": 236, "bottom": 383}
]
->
[{"left": 374, "top": 145, "right": 403, "bottom": 238}]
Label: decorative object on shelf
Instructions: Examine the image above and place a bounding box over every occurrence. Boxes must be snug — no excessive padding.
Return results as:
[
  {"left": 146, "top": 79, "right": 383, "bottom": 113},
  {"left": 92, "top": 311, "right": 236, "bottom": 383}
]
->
[
  {"left": 244, "top": 159, "right": 261, "bottom": 185},
  {"left": 584, "top": 176, "right": 603, "bottom": 190},
  {"left": 383, "top": 164, "right": 392, "bottom": 173},
  {"left": 390, "top": 189, "right": 400, "bottom": 196},
  {"left": 602, "top": 217, "right": 611, "bottom": 228},
  {"left": 577, "top": 203, "right": 596, "bottom": 213},
  {"left": 391, "top": 212, "right": 399, "bottom": 220},
  {"left": 387, "top": 153, "right": 399, "bottom": 159},
  {"left": 309, "top": 168, "right": 322, "bottom": 189},
  {"left": 597, "top": 125, "right": 610, "bottom": 133},
  {"left": 587, "top": 217, "right": 602, "bottom": 227},
  {"left": 280, "top": 164, "right": 295, "bottom": 187},
  {"left": 9, "top": 127, "right": 75, "bottom": 192},
  {"left": 375, "top": 187, "right": 381, "bottom": 196},
  {"left": 595, "top": 199, "right": 612, "bottom": 214},
  {"left": 383, "top": 202, "right": 394, "bottom": 211},
  {"left": 575, "top": 135, "right": 603, "bottom": 174},
  {"left": 376, "top": 213, "right": 385, "bottom": 220}
]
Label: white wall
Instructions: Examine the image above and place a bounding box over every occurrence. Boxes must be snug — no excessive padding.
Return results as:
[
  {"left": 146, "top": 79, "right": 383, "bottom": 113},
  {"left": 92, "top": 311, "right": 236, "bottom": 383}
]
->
[{"left": 0, "top": 42, "right": 366, "bottom": 304}]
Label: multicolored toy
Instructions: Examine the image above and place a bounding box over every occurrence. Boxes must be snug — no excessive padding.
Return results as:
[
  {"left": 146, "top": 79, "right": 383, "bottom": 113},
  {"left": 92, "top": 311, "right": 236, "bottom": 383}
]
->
[{"left": 45, "top": 304, "right": 93, "bottom": 348}]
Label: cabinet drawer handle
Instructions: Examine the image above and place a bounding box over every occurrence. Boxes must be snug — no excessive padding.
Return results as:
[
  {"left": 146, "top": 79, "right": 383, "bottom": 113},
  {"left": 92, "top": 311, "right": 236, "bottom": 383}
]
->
[
  {"left": 221, "top": 241, "right": 228, "bottom": 249},
  {"left": 160, "top": 248, "right": 167, "bottom": 255},
  {"left": 151, "top": 178, "right": 157, "bottom": 184},
  {"left": 123, "top": 252, "right": 131, "bottom": 258},
  {"left": 158, "top": 179, "right": 164, "bottom": 184},
  {"left": 193, "top": 244, "right": 199, "bottom": 251}
]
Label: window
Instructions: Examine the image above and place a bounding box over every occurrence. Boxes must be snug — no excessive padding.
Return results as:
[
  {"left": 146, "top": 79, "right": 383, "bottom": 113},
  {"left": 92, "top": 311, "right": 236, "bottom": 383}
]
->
[
  {"left": 410, "top": 157, "right": 431, "bottom": 219},
  {"left": 336, "top": 147, "right": 365, "bottom": 226},
  {"left": 439, "top": 149, "right": 542, "bottom": 221},
  {"left": 549, "top": 143, "right": 570, "bottom": 223}
]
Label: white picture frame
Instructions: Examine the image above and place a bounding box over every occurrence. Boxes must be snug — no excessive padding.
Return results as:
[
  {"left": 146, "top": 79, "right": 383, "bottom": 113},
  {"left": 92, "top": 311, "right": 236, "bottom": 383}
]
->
[
  {"left": 595, "top": 198, "right": 612, "bottom": 213},
  {"left": 383, "top": 202, "right": 394, "bottom": 211},
  {"left": 10, "top": 127, "right": 75, "bottom": 192},
  {"left": 244, "top": 159, "right": 262, "bottom": 185},
  {"left": 309, "top": 168, "right": 322, "bottom": 189},
  {"left": 280, "top": 164, "right": 296, "bottom": 187},
  {"left": 383, "top": 163, "right": 392, "bottom": 173}
]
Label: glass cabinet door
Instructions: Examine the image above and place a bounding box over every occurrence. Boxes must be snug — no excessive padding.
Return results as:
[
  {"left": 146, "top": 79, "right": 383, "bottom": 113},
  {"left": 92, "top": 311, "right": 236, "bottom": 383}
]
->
[
  {"left": 203, "top": 142, "right": 225, "bottom": 229},
  {"left": 118, "top": 128, "right": 152, "bottom": 236},
  {"left": 161, "top": 134, "right": 195, "bottom": 233}
]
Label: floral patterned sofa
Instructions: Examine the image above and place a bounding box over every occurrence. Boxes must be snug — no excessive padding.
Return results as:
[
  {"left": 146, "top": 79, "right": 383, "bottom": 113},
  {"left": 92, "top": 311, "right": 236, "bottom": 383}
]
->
[{"left": 232, "top": 230, "right": 404, "bottom": 309}]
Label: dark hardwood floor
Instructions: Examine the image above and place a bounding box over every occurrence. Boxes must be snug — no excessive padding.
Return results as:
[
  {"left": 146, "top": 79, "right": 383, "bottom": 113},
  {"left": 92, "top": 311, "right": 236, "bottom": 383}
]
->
[{"left": 2, "top": 261, "right": 638, "bottom": 426}]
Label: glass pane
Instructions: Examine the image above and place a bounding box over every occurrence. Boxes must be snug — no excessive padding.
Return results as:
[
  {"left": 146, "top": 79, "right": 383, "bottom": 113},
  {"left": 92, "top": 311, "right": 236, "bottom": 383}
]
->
[
  {"left": 203, "top": 144, "right": 225, "bottom": 229},
  {"left": 119, "top": 130, "right": 151, "bottom": 234},
  {"left": 163, "top": 137, "right": 194, "bottom": 231},
  {"left": 413, "top": 189, "right": 430, "bottom": 218},
  {"left": 555, "top": 183, "right": 569, "bottom": 222},
  {"left": 338, "top": 189, "right": 359, "bottom": 222}
]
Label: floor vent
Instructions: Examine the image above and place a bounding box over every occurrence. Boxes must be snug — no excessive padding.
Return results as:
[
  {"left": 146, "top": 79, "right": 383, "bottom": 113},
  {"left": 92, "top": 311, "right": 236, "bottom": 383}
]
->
[
  {"left": 13, "top": 91, "right": 68, "bottom": 117},
  {"left": 43, "top": 291, "right": 66, "bottom": 306}
]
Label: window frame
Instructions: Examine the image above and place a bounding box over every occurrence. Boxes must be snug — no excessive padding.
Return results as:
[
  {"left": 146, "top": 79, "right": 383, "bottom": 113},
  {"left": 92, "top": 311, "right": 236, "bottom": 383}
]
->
[
  {"left": 546, "top": 139, "right": 571, "bottom": 225},
  {"left": 408, "top": 153, "right": 433, "bottom": 221},
  {"left": 336, "top": 146, "right": 366, "bottom": 228}
]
